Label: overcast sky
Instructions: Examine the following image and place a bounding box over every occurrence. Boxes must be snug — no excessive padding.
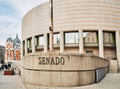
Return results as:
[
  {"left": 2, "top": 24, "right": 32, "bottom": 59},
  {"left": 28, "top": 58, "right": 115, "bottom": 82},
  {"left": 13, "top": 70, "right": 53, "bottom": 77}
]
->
[{"left": 0, "top": 0, "right": 48, "bottom": 46}]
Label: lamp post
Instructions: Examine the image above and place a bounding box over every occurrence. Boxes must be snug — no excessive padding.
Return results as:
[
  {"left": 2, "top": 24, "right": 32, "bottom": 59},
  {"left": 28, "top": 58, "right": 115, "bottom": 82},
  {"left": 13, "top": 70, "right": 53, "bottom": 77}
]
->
[{"left": 49, "top": 0, "right": 54, "bottom": 52}]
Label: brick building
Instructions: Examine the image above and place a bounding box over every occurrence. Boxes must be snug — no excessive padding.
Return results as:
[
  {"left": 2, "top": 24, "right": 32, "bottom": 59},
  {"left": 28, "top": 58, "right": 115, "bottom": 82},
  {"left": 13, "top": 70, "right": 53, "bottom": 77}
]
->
[{"left": 5, "top": 34, "right": 21, "bottom": 62}]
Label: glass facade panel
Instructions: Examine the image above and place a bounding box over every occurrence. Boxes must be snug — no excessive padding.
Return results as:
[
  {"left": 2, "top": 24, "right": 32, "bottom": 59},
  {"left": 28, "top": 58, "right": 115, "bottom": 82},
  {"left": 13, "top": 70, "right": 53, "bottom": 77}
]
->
[
  {"left": 54, "top": 33, "right": 60, "bottom": 44},
  {"left": 65, "top": 32, "right": 79, "bottom": 44},
  {"left": 27, "top": 38, "right": 32, "bottom": 48},
  {"left": 83, "top": 32, "right": 98, "bottom": 43},
  {"left": 103, "top": 32, "right": 115, "bottom": 44},
  {"left": 39, "top": 36, "right": 44, "bottom": 46},
  {"left": 35, "top": 35, "right": 44, "bottom": 46}
]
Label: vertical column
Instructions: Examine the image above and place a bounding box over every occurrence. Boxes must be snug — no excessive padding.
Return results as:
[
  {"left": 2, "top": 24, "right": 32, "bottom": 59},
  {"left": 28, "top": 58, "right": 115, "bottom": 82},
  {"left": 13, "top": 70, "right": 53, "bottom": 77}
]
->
[
  {"left": 50, "top": 31, "right": 54, "bottom": 52},
  {"left": 98, "top": 29, "right": 104, "bottom": 58},
  {"left": 25, "top": 39, "right": 27, "bottom": 55},
  {"left": 60, "top": 31, "right": 64, "bottom": 53},
  {"left": 44, "top": 33, "right": 48, "bottom": 53},
  {"left": 79, "top": 30, "right": 84, "bottom": 53},
  {"left": 21, "top": 41, "right": 23, "bottom": 59},
  {"left": 116, "top": 30, "right": 120, "bottom": 71},
  {"left": 32, "top": 36, "right": 35, "bottom": 53}
]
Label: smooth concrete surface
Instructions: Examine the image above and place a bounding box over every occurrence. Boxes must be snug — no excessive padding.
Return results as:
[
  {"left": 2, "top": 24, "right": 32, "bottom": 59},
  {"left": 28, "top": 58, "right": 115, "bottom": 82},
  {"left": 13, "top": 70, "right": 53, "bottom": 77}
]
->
[
  {"left": 32, "top": 36, "right": 35, "bottom": 53},
  {"left": 116, "top": 30, "right": 120, "bottom": 71},
  {"left": 109, "top": 60, "right": 118, "bottom": 73},
  {"left": 79, "top": 30, "right": 83, "bottom": 54},
  {"left": 22, "top": 0, "right": 119, "bottom": 73},
  {"left": 98, "top": 29, "right": 104, "bottom": 58},
  {"left": 60, "top": 31, "right": 64, "bottom": 53},
  {"left": 23, "top": 73, "right": 120, "bottom": 89},
  {"left": 19, "top": 53, "right": 109, "bottom": 87},
  {"left": 22, "top": 0, "right": 120, "bottom": 39},
  {"left": 44, "top": 33, "right": 48, "bottom": 53}
]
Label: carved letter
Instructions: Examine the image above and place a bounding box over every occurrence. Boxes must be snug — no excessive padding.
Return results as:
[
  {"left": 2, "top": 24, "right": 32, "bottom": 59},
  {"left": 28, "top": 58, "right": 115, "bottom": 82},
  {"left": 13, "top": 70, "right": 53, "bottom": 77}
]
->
[
  {"left": 61, "top": 57, "right": 65, "bottom": 65},
  {"left": 42, "top": 57, "right": 45, "bottom": 65},
  {"left": 38, "top": 57, "right": 42, "bottom": 65},
  {"left": 56, "top": 57, "right": 59, "bottom": 65},
  {"left": 46, "top": 57, "right": 50, "bottom": 65},
  {"left": 51, "top": 57, "right": 55, "bottom": 65}
]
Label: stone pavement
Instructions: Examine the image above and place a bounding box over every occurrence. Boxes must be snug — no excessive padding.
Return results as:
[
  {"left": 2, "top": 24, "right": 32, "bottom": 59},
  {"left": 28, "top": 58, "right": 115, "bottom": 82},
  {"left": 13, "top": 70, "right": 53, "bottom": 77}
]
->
[
  {"left": 0, "top": 71, "right": 27, "bottom": 89},
  {"left": 0, "top": 71, "right": 120, "bottom": 89}
]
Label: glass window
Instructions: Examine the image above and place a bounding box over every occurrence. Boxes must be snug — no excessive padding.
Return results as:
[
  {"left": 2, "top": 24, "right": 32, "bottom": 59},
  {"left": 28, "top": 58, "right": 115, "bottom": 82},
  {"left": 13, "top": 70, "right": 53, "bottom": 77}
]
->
[
  {"left": 54, "top": 33, "right": 60, "bottom": 44},
  {"left": 83, "top": 32, "right": 98, "bottom": 43},
  {"left": 65, "top": 32, "right": 79, "bottom": 44},
  {"left": 39, "top": 36, "right": 44, "bottom": 46},
  {"left": 27, "top": 38, "right": 32, "bottom": 48},
  {"left": 103, "top": 32, "right": 115, "bottom": 44},
  {"left": 35, "top": 35, "right": 44, "bottom": 46}
]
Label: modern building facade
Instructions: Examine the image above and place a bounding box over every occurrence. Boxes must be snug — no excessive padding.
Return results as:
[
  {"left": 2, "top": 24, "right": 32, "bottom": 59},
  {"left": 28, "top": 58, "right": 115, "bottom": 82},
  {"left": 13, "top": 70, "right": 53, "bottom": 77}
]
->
[
  {"left": 0, "top": 46, "right": 5, "bottom": 63},
  {"left": 22, "top": 0, "right": 120, "bottom": 72},
  {"left": 20, "top": 0, "right": 120, "bottom": 88},
  {"left": 6, "top": 34, "right": 21, "bottom": 62}
]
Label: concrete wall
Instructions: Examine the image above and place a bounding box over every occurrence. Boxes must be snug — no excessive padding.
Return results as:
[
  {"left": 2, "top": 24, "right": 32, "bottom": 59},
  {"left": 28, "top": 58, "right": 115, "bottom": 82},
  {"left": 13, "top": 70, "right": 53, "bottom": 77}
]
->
[
  {"left": 21, "top": 1, "right": 120, "bottom": 89},
  {"left": 84, "top": 48, "right": 99, "bottom": 56},
  {"left": 19, "top": 53, "right": 109, "bottom": 87},
  {"left": 22, "top": 1, "right": 120, "bottom": 72},
  {"left": 104, "top": 48, "right": 116, "bottom": 60}
]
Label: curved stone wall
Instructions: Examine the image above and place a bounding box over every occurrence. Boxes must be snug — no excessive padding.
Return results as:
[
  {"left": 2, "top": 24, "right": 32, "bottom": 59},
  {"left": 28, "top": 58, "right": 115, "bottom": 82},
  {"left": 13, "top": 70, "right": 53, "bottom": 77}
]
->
[
  {"left": 20, "top": 53, "right": 109, "bottom": 87},
  {"left": 22, "top": 0, "right": 120, "bottom": 40},
  {"left": 21, "top": 1, "right": 119, "bottom": 88}
]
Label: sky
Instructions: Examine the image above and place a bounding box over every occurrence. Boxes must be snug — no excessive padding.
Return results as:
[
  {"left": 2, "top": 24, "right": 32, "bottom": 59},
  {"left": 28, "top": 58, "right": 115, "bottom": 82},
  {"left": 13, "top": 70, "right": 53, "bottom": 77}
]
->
[{"left": 0, "top": 0, "right": 48, "bottom": 46}]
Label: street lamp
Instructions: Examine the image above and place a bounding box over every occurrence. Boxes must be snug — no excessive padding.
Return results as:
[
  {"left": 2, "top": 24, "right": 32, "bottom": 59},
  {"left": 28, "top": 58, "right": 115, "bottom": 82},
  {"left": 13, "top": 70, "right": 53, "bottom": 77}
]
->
[{"left": 49, "top": 0, "right": 54, "bottom": 52}]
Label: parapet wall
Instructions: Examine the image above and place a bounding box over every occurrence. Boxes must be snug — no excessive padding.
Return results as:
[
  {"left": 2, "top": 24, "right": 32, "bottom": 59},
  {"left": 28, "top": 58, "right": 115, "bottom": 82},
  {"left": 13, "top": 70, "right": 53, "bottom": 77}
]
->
[{"left": 19, "top": 53, "right": 109, "bottom": 88}]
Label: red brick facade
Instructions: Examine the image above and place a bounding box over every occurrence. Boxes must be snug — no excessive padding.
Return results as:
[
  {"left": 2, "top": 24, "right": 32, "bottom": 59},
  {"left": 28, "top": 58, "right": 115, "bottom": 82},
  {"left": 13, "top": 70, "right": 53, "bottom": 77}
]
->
[{"left": 5, "top": 35, "right": 21, "bottom": 61}]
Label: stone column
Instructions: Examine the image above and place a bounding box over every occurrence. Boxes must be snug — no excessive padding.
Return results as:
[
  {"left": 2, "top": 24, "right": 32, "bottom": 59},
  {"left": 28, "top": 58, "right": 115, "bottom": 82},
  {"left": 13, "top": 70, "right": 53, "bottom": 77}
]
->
[
  {"left": 60, "top": 31, "right": 64, "bottom": 53},
  {"left": 21, "top": 41, "right": 23, "bottom": 59},
  {"left": 32, "top": 36, "right": 35, "bottom": 53},
  {"left": 44, "top": 33, "right": 48, "bottom": 53},
  {"left": 98, "top": 29, "right": 104, "bottom": 58},
  {"left": 116, "top": 30, "right": 120, "bottom": 71},
  {"left": 79, "top": 30, "right": 84, "bottom": 53},
  {"left": 25, "top": 39, "right": 27, "bottom": 55},
  {"left": 49, "top": 31, "right": 54, "bottom": 52}
]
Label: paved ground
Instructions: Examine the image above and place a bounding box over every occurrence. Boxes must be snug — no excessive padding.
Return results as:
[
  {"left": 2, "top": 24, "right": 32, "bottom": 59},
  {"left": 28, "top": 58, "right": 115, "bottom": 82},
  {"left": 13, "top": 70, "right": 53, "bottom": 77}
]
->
[
  {"left": 0, "top": 71, "right": 27, "bottom": 89},
  {"left": 0, "top": 71, "right": 120, "bottom": 89}
]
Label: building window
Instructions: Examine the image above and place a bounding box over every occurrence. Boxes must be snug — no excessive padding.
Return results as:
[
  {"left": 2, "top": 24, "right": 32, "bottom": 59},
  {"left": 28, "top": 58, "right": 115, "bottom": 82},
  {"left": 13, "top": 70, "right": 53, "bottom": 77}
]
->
[
  {"left": 54, "top": 33, "right": 60, "bottom": 45},
  {"left": 35, "top": 35, "right": 44, "bottom": 50},
  {"left": 86, "top": 50, "right": 93, "bottom": 55},
  {"left": 23, "top": 40, "right": 25, "bottom": 56},
  {"left": 27, "top": 38, "right": 32, "bottom": 53},
  {"left": 103, "top": 32, "right": 115, "bottom": 44},
  {"left": 83, "top": 32, "right": 98, "bottom": 44},
  {"left": 65, "top": 32, "right": 79, "bottom": 44},
  {"left": 39, "top": 36, "right": 44, "bottom": 46}
]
